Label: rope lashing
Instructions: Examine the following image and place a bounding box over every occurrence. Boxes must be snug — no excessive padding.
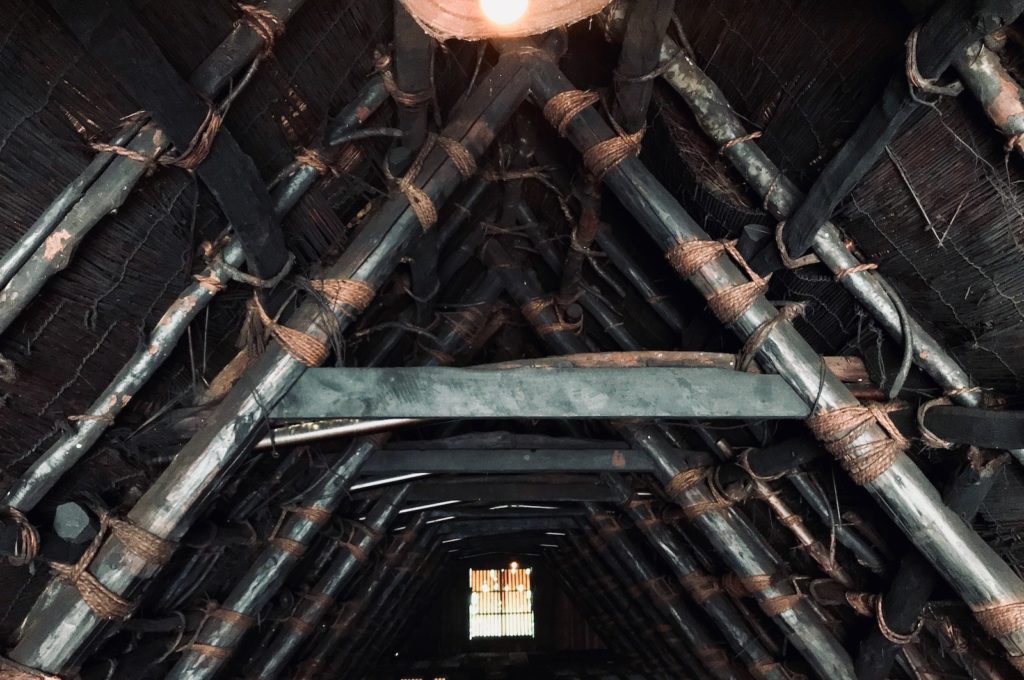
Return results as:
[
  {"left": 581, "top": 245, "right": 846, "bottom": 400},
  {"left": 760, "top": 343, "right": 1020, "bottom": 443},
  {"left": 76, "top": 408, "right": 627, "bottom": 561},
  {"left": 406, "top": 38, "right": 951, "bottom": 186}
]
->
[
  {"left": 208, "top": 606, "right": 255, "bottom": 630},
  {"left": 748, "top": 659, "right": 786, "bottom": 680},
  {"left": 282, "top": 505, "right": 332, "bottom": 525},
  {"left": 520, "top": 297, "right": 582, "bottom": 336},
  {"left": 301, "top": 590, "right": 336, "bottom": 609},
  {"left": 375, "top": 53, "right": 433, "bottom": 109},
  {"left": 916, "top": 386, "right": 980, "bottom": 449},
  {"left": 835, "top": 262, "right": 878, "bottom": 280},
  {"left": 435, "top": 135, "right": 477, "bottom": 178},
  {"left": 442, "top": 305, "right": 487, "bottom": 342},
  {"left": 583, "top": 129, "right": 644, "bottom": 181},
  {"left": 905, "top": 27, "right": 963, "bottom": 98},
  {"left": 237, "top": 3, "right": 284, "bottom": 56},
  {"left": 0, "top": 655, "right": 62, "bottom": 680},
  {"left": 737, "top": 302, "right": 806, "bottom": 372},
  {"left": 395, "top": 135, "right": 440, "bottom": 231},
  {"left": 543, "top": 89, "right": 600, "bottom": 136},
  {"left": 677, "top": 570, "right": 721, "bottom": 603},
  {"left": 286, "top": 616, "right": 314, "bottom": 634},
  {"left": 269, "top": 536, "right": 307, "bottom": 557},
  {"left": 973, "top": 599, "right": 1024, "bottom": 638},
  {"left": 695, "top": 646, "right": 731, "bottom": 672},
  {"left": 719, "top": 130, "right": 763, "bottom": 155},
  {"left": 876, "top": 595, "right": 922, "bottom": 645},
  {"left": 666, "top": 237, "right": 769, "bottom": 324},
  {"left": 187, "top": 643, "right": 232, "bottom": 659},
  {"left": 665, "top": 467, "right": 707, "bottom": 499},
  {"left": 50, "top": 513, "right": 175, "bottom": 620},
  {"left": 250, "top": 295, "right": 328, "bottom": 368},
  {"left": 306, "top": 277, "right": 375, "bottom": 319},
  {"left": 807, "top": 402, "right": 908, "bottom": 485},
  {"left": 91, "top": 103, "right": 223, "bottom": 171},
  {"left": 3, "top": 507, "right": 39, "bottom": 566},
  {"left": 774, "top": 221, "right": 820, "bottom": 269},
  {"left": 844, "top": 591, "right": 878, "bottom": 617}
]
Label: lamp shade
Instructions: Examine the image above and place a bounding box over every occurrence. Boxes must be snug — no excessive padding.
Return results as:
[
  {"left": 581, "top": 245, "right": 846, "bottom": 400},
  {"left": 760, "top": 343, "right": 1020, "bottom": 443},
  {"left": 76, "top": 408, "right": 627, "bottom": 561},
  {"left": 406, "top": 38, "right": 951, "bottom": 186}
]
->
[{"left": 400, "top": 0, "right": 613, "bottom": 40}]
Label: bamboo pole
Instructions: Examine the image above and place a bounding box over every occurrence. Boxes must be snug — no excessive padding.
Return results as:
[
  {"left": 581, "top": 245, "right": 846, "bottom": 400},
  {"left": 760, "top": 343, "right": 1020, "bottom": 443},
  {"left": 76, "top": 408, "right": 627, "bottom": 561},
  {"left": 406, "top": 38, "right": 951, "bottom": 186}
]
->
[
  {"left": 604, "top": 477, "right": 791, "bottom": 680},
  {"left": 243, "top": 486, "right": 408, "bottom": 679},
  {"left": 482, "top": 237, "right": 854, "bottom": 678},
  {"left": 855, "top": 452, "right": 1008, "bottom": 679},
  {"left": 566, "top": 530, "right": 691, "bottom": 676},
  {"left": 601, "top": 9, "right": 1024, "bottom": 467},
  {"left": 0, "top": 117, "right": 147, "bottom": 290},
  {"left": 0, "top": 76, "right": 388, "bottom": 516},
  {"left": 0, "top": 0, "right": 311, "bottom": 337},
  {"left": 523, "top": 53, "right": 1024, "bottom": 666},
  {"left": 237, "top": 273, "right": 500, "bottom": 680},
  {"left": 388, "top": 0, "right": 435, "bottom": 174},
  {"left": 2, "top": 54, "right": 530, "bottom": 677},
  {"left": 582, "top": 502, "right": 740, "bottom": 680},
  {"left": 295, "top": 524, "right": 437, "bottom": 679},
  {"left": 162, "top": 443, "right": 392, "bottom": 678}
]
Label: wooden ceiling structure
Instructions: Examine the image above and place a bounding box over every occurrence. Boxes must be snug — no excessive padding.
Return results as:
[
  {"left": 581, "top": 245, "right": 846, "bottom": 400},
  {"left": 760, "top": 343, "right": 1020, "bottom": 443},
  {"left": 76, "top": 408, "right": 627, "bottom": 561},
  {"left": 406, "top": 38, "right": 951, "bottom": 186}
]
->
[{"left": 3, "top": 0, "right": 1024, "bottom": 678}]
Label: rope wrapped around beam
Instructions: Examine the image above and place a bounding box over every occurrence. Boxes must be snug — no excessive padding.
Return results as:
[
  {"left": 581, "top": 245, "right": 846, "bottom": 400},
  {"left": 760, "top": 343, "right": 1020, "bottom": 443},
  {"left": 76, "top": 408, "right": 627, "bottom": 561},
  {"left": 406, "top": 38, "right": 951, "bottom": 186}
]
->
[
  {"left": 237, "top": 3, "right": 285, "bottom": 57},
  {"left": 666, "top": 238, "right": 767, "bottom": 325},
  {"left": 250, "top": 295, "right": 328, "bottom": 368},
  {"left": 0, "top": 655, "right": 62, "bottom": 680},
  {"left": 49, "top": 514, "right": 176, "bottom": 621},
  {"left": 394, "top": 135, "right": 441, "bottom": 231},
  {"left": 807, "top": 402, "right": 908, "bottom": 485}
]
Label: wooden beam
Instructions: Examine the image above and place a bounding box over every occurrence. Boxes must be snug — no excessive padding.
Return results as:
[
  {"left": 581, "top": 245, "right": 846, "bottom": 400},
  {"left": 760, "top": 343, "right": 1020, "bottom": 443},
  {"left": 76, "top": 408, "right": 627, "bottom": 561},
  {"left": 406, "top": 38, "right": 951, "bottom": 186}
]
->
[{"left": 272, "top": 367, "right": 811, "bottom": 420}]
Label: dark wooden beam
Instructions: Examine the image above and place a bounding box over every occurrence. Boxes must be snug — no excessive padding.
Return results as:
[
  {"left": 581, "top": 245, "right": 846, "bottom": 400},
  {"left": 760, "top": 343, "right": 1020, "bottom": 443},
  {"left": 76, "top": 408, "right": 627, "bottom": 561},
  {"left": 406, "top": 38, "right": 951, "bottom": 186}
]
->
[
  {"left": 48, "top": 0, "right": 288, "bottom": 278},
  {"left": 360, "top": 446, "right": 713, "bottom": 474}
]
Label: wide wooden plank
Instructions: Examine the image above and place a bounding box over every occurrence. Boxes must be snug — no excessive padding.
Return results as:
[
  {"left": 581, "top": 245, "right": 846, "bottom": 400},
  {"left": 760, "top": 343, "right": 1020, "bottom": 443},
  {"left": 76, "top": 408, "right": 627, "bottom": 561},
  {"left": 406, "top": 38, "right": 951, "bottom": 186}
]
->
[{"left": 271, "top": 367, "right": 811, "bottom": 419}]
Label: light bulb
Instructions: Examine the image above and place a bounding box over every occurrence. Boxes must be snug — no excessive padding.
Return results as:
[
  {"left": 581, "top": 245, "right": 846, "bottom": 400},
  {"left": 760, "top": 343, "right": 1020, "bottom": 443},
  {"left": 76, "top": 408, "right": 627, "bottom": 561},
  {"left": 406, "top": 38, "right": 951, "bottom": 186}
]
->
[{"left": 480, "top": 0, "right": 528, "bottom": 26}]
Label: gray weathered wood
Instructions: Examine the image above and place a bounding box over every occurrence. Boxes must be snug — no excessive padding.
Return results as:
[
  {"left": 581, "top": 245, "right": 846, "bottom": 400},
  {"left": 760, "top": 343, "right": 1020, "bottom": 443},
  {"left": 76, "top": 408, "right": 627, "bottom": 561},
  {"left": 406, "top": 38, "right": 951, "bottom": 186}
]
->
[{"left": 272, "top": 367, "right": 810, "bottom": 420}]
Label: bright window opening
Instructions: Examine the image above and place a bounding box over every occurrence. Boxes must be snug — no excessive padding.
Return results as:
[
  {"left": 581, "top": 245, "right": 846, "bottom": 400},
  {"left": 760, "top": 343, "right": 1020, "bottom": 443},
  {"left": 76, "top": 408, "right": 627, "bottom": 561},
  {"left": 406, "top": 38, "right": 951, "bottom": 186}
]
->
[{"left": 468, "top": 563, "right": 535, "bottom": 639}]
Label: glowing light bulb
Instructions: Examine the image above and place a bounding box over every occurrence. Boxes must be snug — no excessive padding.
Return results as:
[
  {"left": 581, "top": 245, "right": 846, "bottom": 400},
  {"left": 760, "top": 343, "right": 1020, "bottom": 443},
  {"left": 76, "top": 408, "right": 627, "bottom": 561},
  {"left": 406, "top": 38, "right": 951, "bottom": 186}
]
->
[{"left": 480, "top": 0, "right": 528, "bottom": 26}]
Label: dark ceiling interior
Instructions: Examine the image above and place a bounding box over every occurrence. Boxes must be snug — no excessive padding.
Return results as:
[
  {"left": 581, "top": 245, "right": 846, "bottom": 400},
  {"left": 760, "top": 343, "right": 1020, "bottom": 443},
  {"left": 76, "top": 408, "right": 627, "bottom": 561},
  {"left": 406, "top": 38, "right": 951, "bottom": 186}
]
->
[{"left": 3, "top": 0, "right": 1024, "bottom": 678}]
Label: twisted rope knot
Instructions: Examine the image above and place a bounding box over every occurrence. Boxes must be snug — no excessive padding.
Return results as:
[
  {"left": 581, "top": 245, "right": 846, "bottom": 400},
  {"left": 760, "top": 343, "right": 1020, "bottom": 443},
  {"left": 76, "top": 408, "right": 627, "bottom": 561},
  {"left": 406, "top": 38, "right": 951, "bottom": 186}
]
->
[
  {"left": 807, "top": 402, "right": 908, "bottom": 485},
  {"left": 520, "top": 297, "right": 582, "bottom": 336},
  {"left": 916, "top": 386, "right": 981, "bottom": 449},
  {"left": 392, "top": 135, "right": 442, "bottom": 231},
  {"left": 3, "top": 508, "right": 39, "bottom": 567},
  {"left": 50, "top": 513, "right": 174, "bottom": 620},
  {"left": 250, "top": 295, "right": 328, "bottom": 368},
  {"left": 375, "top": 52, "right": 432, "bottom": 109},
  {"left": 973, "top": 599, "right": 1024, "bottom": 637},
  {"left": 583, "top": 129, "right": 644, "bottom": 181},
  {"left": 90, "top": 104, "right": 224, "bottom": 172},
  {"left": 282, "top": 504, "right": 333, "bottom": 525},
  {"left": 543, "top": 90, "right": 600, "bottom": 136},
  {"left": 737, "top": 302, "right": 805, "bottom": 372},
  {"left": 774, "top": 221, "right": 820, "bottom": 269},
  {"left": 307, "top": 277, "right": 375, "bottom": 319},
  {"left": 720, "top": 130, "right": 762, "bottom": 154},
  {"left": 435, "top": 135, "right": 477, "bottom": 178},
  {"left": 666, "top": 238, "right": 767, "bottom": 325},
  {"left": 237, "top": 3, "right": 284, "bottom": 56},
  {"left": 875, "top": 595, "right": 922, "bottom": 645}
]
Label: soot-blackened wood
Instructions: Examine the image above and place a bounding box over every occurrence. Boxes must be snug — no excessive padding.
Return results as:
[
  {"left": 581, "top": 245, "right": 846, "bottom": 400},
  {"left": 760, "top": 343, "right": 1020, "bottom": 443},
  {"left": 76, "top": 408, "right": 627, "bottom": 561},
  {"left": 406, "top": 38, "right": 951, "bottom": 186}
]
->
[
  {"left": 359, "top": 446, "right": 708, "bottom": 474},
  {"left": 583, "top": 503, "right": 738, "bottom": 680},
  {"left": 613, "top": 0, "right": 676, "bottom": 134},
  {"left": 752, "top": 0, "right": 1024, "bottom": 271},
  {"left": 295, "top": 524, "right": 435, "bottom": 679},
  {"left": 855, "top": 452, "right": 1008, "bottom": 680},
  {"left": 570, "top": 529, "right": 691, "bottom": 674},
  {"left": 389, "top": 0, "right": 434, "bottom": 174},
  {"left": 4, "top": 53, "right": 531, "bottom": 677},
  {"left": 604, "top": 476, "right": 791, "bottom": 680},
  {"left": 246, "top": 488, "right": 409, "bottom": 680},
  {"left": 394, "top": 477, "right": 624, "bottom": 503},
  {"left": 594, "top": 223, "right": 686, "bottom": 335},
  {"left": 1, "top": 73, "right": 388, "bottom": 515},
  {"left": 484, "top": 237, "right": 854, "bottom": 679},
  {"left": 48, "top": 0, "right": 287, "bottom": 279},
  {"left": 558, "top": 181, "right": 601, "bottom": 305},
  {"left": 525, "top": 52, "right": 1024, "bottom": 665}
]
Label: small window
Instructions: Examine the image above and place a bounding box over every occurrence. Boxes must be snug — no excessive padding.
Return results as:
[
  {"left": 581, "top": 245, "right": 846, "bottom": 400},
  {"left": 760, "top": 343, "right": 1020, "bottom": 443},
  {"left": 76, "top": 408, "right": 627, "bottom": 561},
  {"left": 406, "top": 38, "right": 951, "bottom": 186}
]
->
[{"left": 468, "top": 563, "right": 535, "bottom": 639}]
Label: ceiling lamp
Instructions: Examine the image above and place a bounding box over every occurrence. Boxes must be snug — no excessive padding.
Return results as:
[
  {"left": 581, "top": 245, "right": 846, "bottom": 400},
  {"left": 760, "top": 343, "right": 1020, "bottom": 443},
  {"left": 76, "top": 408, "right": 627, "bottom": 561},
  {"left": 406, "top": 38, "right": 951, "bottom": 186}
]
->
[{"left": 400, "top": 0, "right": 612, "bottom": 41}]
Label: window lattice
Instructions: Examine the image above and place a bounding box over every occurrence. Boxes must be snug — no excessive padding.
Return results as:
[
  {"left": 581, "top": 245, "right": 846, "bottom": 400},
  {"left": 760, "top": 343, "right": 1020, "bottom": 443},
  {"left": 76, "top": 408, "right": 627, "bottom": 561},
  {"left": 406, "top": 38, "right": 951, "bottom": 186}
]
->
[{"left": 468, "top": 566, "right": 535, "bottom": 639}]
